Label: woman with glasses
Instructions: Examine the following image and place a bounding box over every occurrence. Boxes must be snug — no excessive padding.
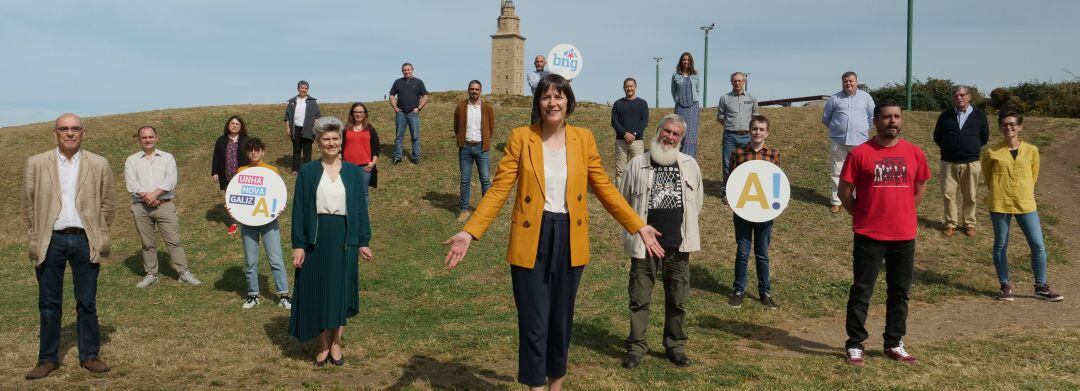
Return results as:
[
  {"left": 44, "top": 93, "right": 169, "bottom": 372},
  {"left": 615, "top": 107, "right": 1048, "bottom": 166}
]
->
[{"left": 341, "top": 102, "right": 380, "bottom": 196}]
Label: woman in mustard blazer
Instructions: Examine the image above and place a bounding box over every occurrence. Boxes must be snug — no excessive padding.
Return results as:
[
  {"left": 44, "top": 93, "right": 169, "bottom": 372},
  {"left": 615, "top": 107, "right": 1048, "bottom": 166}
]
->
[{"left": 442, "top": 74, "right": 663, "bottom": 390}]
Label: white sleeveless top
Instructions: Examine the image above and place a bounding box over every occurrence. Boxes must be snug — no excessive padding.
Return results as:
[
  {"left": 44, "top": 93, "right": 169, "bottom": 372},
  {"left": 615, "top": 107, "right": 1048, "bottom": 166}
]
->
[
  {"left": 315, "top": 170, "right": 347, "bottom": 215},
  {"left": 542, "top": 143, "right": 568, "bottom": 213}
]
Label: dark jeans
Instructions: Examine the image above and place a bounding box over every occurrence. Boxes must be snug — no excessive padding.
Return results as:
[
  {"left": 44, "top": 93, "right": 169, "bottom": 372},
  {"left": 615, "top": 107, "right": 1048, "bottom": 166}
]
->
[
  {"left": 37, "top": 232, "right": 101, "bottom": 363},
  {"left": 733, "top": 215, "right": 773, "bottom": 294},
  {"left": 394, "top": 111, "right": 421, "bottom": 161},
  {"left": 458, "top": 145, "right": 492, "bottom": 212},
  {"left": 291, "top": 125, "right": 312, "bottom": 172},
  {"left": 721, "top": 130, "right": 750, "bottom": 190},
  {"left": 845, "top": 234, "right": 914, "bottom": 350},
  {"left": 626, "top": 249, "right": 689, "bottom": 357},
  {"left": 510, "top": 212, "right": 581, "bottom": 387}
]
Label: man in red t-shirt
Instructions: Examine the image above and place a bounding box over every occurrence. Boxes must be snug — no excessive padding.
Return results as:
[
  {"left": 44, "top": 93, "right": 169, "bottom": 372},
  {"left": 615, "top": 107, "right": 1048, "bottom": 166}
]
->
[{"left": 838, "top": 100, "right": 929, "bottom": 366}]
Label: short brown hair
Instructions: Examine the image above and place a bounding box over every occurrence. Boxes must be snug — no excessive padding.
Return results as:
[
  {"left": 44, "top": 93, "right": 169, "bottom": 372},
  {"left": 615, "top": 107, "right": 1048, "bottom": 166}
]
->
[
  {"left": 750, "top": 115, "right": 769, "bottom": 130},
  {"left": 532, "top": 74, "right": 576, "bottom": 117}
]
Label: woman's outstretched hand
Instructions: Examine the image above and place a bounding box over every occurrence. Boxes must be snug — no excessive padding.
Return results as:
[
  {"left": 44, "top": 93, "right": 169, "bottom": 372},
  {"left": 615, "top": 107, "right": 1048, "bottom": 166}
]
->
[
  {"left": 442, "top": 231, "right": 473, "bottom": 270},
  {"left": 637, "top": 225, "right": 665, "bottom": 259}
]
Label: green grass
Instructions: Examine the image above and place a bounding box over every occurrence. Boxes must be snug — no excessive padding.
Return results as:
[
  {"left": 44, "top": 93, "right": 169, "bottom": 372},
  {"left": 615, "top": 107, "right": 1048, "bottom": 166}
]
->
[{"left": 0, "top": 92, "right": 1076, "bottom": 389}]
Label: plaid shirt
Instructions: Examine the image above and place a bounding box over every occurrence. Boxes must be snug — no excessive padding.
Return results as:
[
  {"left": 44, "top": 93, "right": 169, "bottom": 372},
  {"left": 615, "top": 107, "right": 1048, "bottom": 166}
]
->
[{"left": 726, "top": 144, "right": 781, "bottom": 182}]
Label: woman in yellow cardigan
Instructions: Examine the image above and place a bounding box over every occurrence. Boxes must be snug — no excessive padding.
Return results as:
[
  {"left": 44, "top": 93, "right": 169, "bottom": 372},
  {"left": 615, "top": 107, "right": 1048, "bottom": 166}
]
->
[
  {"left": 980, "top": 111, "right": 1062, "bottom": 302},
  {"left": 443, "top": 74, "right": 663, "bottom": 390}
]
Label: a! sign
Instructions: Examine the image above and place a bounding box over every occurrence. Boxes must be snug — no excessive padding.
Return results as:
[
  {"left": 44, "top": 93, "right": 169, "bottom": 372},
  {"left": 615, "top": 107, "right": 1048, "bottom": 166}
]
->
[
  {"left": 225, "top": 167, "right": 288, "bottom": 227},
  {"left": 547, "top": 43, "right": 583, "bottom": 80},
  {"left": 725, "top": 160, "right": 790, "bottom": 222}
]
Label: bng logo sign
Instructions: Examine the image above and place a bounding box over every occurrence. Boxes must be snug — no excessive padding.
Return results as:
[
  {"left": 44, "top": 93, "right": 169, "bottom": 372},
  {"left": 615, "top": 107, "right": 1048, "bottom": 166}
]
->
[{"left": 547, "top": 43, "right": 583, "bottom": 79}]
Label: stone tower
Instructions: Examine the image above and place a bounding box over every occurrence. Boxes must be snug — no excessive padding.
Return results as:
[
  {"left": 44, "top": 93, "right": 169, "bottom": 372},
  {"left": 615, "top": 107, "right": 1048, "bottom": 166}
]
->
[{"left": 491, "top": 0, "right": 525, "bottom": 95}]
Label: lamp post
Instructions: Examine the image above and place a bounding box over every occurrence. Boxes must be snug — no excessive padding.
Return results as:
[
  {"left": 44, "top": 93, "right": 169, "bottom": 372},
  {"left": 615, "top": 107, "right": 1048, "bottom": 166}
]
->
[
  {"left": 653, "top": 57, "right": 662, "bottom": 109},
  {"left": 905, "top": 0, "right": 914, "bottom": 110},
  {"left": 700, "top": 23, "right": 715, "bottom": 108}
]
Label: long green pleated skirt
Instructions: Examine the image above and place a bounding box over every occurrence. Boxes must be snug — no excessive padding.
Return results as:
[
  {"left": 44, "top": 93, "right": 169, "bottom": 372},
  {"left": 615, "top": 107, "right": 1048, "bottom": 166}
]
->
[{"left": 289, "top": 214, "right": 360, "bottom": 342}]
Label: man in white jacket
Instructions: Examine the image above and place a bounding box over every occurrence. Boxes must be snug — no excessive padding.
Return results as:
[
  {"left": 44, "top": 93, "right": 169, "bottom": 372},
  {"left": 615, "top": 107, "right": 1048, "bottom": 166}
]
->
[{"left": 617, "top": 114, "right": 703, "bottom": 370}]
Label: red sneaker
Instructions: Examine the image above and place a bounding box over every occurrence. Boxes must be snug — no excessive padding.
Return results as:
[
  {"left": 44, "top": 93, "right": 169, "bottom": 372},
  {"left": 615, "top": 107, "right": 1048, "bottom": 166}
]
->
[
  {"left": 884, "top": 342, "right": 918, "bottom": 364},
  {"left": 227, "top": 224, "right": 238, "bottom": 235},
  {"left": 845, "top": 347, "right": 864, "bottom": 366}
]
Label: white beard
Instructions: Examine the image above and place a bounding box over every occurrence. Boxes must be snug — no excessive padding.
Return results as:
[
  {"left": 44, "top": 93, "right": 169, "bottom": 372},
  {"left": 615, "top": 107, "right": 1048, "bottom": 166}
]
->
[{"left": 649, "top": 140, "right": 680, "bottom": 166}]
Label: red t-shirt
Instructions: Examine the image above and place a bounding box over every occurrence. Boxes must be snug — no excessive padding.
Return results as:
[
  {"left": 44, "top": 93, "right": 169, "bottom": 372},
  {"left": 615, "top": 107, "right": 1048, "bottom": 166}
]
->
[
  {"left": 839, "top": 138, "right": 930, "bottom": 241},
  {"left": 343, "top": 128, "right": 372, "bottom": 165}
]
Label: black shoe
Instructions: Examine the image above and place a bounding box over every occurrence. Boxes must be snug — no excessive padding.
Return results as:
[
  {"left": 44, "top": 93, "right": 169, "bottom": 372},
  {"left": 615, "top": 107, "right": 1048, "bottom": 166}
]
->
[
  {"left": 760, "top": 293, "right": 779, "bottom": 309},
  {"left": 391, "top": 158, "right": 402, "bottom": 166},
  {"left": 728, "top": 292, "right": 744, "bottom": 308},
  {"left": 621, "top": 354, "right": 643, "bottom": 369},
  {"left": 330, "top": 353, "right": 344, "bottom": 366},
  {"left": 667, "top": 352, "right": 692, "bottom": 367},
  {"left": 411, "top": 158, "right": 421, "bottom": 165},
  {"left": 314, "top": 353, "right": 330, "bottom": 367}
]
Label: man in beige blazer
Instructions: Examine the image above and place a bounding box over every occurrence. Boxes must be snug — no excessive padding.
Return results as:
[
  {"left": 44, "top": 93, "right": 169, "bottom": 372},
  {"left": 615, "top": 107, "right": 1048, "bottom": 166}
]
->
[{"left": 21, "top": 113, "right": 116, "bottom": 379}]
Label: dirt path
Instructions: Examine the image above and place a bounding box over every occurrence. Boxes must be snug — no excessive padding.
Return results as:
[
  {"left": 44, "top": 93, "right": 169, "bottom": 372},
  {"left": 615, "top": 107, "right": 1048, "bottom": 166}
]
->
[{"left": 762, "top": 125, "right": 1080, "bottom": 355}]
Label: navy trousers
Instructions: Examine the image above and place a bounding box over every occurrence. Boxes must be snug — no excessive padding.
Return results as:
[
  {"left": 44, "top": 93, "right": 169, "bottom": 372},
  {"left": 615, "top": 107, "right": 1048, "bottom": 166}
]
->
[{"left": 36, "top": 232, "right": 101, "bottom": 363}]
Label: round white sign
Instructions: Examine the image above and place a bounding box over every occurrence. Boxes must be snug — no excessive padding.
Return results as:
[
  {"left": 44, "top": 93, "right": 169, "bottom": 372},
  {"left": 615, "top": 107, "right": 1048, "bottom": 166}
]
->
[
  {"left": 224, "top": 167, "right": 289, "bottom": 227},
  {"left": 725, "top": 160, "right": 790, "bottom": 222},
  {"left": 547, "top": 44, "right": 583, "bottom": 80}
]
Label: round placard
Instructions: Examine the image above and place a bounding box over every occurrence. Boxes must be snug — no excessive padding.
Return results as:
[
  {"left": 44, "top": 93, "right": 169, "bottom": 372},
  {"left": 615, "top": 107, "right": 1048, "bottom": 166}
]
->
[
  {"left": 547, "top": 44, "right": 583, "bottom": 80},
  {"left": 725, "top": 160, "right": 790, "bottom": 222},
  {"left": 224, "top": 167, "right": 288, "bottom": 227}
]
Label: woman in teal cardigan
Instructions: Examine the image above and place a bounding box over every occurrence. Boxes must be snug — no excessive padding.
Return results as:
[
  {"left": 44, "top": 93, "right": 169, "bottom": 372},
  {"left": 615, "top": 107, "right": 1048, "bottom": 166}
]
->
[{"left": 290, "top": 116, "right": 374, "bottom": 366}]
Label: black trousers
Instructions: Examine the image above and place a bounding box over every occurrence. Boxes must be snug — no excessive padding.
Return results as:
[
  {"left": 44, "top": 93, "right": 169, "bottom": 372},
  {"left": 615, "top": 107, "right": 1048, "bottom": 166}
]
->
[
  {"left": 845, "top": 234, "right": 915, "bottom": 350},
  {"left": 37, "top": 232, "right": 101, "bottom": 363},
  {"left": 510, "top": 212, "right": 582, "bottom": 387},
  {"left": 291, "top": 125, "right": 313, "bottom": 172}
]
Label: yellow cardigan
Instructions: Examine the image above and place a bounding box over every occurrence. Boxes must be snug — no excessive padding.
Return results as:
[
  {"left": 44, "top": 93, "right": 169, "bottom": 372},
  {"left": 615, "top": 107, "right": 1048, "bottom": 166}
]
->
[
  {"left": 463, "top": 124, "right": 645, "bottom": 269},
  {"left": 980, "top": 141, "right": 1039, "bottom": 214}
]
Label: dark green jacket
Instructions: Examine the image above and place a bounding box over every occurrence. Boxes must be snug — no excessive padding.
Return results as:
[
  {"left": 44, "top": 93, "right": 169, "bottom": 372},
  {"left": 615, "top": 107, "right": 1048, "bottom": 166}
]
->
[{"left": 291, "top": 160, "right": 371, "bottom": 249}]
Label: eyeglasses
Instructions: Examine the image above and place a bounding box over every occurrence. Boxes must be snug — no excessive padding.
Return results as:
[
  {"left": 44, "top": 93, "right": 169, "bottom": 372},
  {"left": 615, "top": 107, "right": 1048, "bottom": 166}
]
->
[
  {"left": 55, "top": 126, "right": 84, "bottom": 134},
  {"left": 353, "top": 111, "right": 366, "bottom": 114},
  {"left": 1001, "top": 122, "right": 1020, "bottom": 128}
]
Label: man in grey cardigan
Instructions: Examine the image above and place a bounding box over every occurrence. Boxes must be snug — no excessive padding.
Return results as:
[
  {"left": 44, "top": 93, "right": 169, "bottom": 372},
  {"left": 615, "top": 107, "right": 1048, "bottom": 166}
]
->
[
  {"left": 284, "top": 80, "right": 321, "bottom": 174},
  {"left": 617, "top": 114, "right": 703, "bottom": 369}
]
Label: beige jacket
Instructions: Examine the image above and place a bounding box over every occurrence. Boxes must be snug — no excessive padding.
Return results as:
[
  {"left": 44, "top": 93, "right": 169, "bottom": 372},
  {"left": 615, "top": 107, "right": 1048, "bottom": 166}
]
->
[
  {"left": 618, "top": 151, "right": 703, "bottom": 258},
  {"left": 21, "top": 149, "right": 116, "bottom": 266}
]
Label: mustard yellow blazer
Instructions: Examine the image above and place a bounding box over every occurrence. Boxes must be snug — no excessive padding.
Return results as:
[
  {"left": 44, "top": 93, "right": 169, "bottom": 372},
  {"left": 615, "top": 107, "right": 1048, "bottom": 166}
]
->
[{"left": 463, "top": 124, "right": 645, "bottom": 269}]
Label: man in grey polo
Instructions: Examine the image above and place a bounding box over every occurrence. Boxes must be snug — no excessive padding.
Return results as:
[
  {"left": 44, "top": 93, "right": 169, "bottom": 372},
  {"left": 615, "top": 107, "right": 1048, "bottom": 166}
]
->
[
  {"left": 822, "top": 71, "right": 875, "bottom": 213},
  {"left": 716, "top": 72, "right": 759, "bottom": 195},
  {"left": 125, "top": 125, "right": 200, "bottom": 288}
]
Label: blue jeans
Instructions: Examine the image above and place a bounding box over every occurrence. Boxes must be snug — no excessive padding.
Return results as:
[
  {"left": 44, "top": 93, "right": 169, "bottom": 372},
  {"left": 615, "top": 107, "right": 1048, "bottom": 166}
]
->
[
  {"left": 37, "top": 232, "right": 100, "bottom": 363},
  {"left": 394, "top": 111, "right": 421, "bottom": 161},
  {"left": 459, "top": 145, "right": 492, "bottom": 212},
  {"left": 358, "top": 168, "right": 372, "bottom": 199},
  {"left": 733, "top": 215, "right": 773, "bottom": 294},
  {"left": 721, "top": 130, "right": 751, "bottom": 189},
  {"left": 240, "top": 220, "right": 289, "bottom": 296},
  {"left": 990, "top": 211, "right": 1048, "bottom": 286}
]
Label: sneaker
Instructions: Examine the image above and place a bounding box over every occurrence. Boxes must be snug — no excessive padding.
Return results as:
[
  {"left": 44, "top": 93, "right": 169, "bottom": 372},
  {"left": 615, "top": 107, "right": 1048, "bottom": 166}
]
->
[
  {"left": 178, "top": 271, "right": 202, "bottom": 286},
  {"left": 997, "top": 283, "right": 1014, "bottom": 302},
  {"left": 883, "top": 342, "right": 918, "bottom": 364},
  {"left": 760, "top": 293, "right": 779, "bottom": 309},
  {"left": 391, "top": 158, "right": 402, "bottom": 165},
  {"left": 278, "top": 295, "right": 292, "bottom": 310},
  {"left": 1035, "top": 284, "right": 1064, "bottom": 302},
  {"left": 242, "top": 295, "right": 260, "bottom": 309},
  {"left": 728, "top": 292, "right": 744, "bottom": 308},
  {"left": 136, "top": 274, "right": 159, "bottom": 288},
  {"left": 227, "top": 223, "right": 238, "bottom": 235},
  {"left": 845, "top": 347, "right": 865, "bottom": 366},
  {"left": 457, "top": 210, "right": 471, "bottom": 223}
]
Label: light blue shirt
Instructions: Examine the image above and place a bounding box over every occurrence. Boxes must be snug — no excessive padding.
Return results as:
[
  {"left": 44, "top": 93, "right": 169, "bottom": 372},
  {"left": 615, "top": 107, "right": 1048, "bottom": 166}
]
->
[
  {"left": 956, "top": 105, "right": 973, "bottom": 128},
  {"left": 822, "top": 89, "right": 875, "bottom": 146}
]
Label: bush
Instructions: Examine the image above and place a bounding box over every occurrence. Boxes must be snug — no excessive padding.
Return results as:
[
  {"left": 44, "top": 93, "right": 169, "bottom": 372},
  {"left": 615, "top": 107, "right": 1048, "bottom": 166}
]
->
[{"left": 867, "top": 78, "right": 984, "bottom": 112}]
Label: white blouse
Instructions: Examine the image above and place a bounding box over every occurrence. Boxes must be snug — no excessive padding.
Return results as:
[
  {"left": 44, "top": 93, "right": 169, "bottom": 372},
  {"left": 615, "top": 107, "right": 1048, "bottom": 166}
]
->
[
  {"left": 315, "top": 170, "right": 347, "bottom": 215},
  {"left": 542, "top": 143, "right": 568, "bottom": 213}
]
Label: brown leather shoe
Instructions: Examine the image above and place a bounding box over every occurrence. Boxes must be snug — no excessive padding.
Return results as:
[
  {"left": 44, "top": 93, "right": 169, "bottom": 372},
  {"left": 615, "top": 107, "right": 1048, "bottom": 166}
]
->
[
  {"left": 456, "top": 210, "right": 471, "bottom": 223},
  {"left": 830, "top": 205, "right": 841, "bottom": 214},
  {"left": 80, "top": 358, "right": 110, "bottom": 373},
  {"left": 964, "top": 226, "right": 976, "bottom": 237},
  {"left": 25, "top": 362, "right": 59, "bottom": 380},
  {"left": 943, "top": 227, "right": 956, "bottom": 237}
]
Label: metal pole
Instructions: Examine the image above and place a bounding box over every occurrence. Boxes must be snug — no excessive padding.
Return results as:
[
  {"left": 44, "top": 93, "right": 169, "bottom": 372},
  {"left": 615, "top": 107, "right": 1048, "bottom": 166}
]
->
[
  {"left": 700, "top": 23, "right": 715, "bottom": 108},
  {"left": 905, "top": 0, "right": 913, "bottom": 110},
  {"left": 653, "top": 57, "right": 662, "bottom": 108}
]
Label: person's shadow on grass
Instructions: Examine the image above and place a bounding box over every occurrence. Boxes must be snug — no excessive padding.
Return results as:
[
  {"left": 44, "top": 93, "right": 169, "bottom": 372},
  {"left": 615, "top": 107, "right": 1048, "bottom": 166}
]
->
[
  {"left": 122, "top": 253, "right": 179, "bottom": 279},
  {"left": 263, "top": 316, "right": 309, "bottom": 361},
  {"left": 213, "top": 265, "right": 269, "bottom": 298},
  {"left": 422, "top": 191, "right": 459, "bottom": 214},
  {"left": 59, "top": 323, "right": 116, "bottom": 362},
  {"left": 387, "top": 355, "right": 514, "bottom": 390},
  {"left": 697, "top": 315, "right": 839, "bottom": 357}
]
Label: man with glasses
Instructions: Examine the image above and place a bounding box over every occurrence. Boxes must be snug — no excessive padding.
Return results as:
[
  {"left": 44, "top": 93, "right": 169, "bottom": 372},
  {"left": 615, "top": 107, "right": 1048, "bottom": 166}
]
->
[
  {"left": 716, "top": 72, "right": 760, "bottom": 199},
  {"left": 933, "top": 85, "right": 989, "bottom": 237},
  {"left": 22, "top": 114, "right": 116, "bottom": 379},
  {"left": 453, "top": 80, "right": 494, "bottom": 222}
]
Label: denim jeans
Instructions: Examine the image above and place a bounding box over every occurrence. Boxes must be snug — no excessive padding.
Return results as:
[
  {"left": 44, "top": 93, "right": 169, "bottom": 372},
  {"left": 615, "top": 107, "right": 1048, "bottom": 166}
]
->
[
  {"left": 37, "top": 232, "right": 101, "bottom": 363},
  {"left": 358, "top": 168, "right": 372, "bottom": 200},
  {"left": 458, "top": 145, "right": 492, "bottom": 212},
  {"left": 721, "top": 130, "right": 751, "bottom": 189},
  {"left": 732, "top": 215, "right": 773, "bottom": 294},
  {"left": 240, "top": 220, "right": 289, "bottom": 296},
  {"left": 394, "top": 111, "right": 421, "bottom": 161},
  {"left": 990, "top": 211, "right": 1048, "bottom": 286}
]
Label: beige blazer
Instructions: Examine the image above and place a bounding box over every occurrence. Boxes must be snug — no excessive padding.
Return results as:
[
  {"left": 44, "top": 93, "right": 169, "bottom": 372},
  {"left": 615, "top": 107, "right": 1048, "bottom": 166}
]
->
[
  {"left": 21, "top": 149, "right": 117, "bottom": 266},
  {"left": 618, "top": 151, "right": 703, "bottom": 258}
]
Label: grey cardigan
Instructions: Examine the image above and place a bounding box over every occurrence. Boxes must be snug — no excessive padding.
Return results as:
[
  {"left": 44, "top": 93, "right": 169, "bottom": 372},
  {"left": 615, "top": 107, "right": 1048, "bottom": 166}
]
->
[
  {"left": 618, "top": 151, "right": 703, "bottom": 258},
  {"left": 670, "top": 72, "right": 701, "bottom": 107},
  {"left": 284, "top": 95, "right": 322, "bottom": 140}
]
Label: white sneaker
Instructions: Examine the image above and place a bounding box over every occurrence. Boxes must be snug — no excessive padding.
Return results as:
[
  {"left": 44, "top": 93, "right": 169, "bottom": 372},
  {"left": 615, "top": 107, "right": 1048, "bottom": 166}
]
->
[
  {"left": 242, "top": 295, "right": 259, "bottom": 309},
  {"left": 136, "top": 274, "right": 159, "bottom": 288},
  {"left": 178, "top": 271, "right": 202, "bottom": 286},
  {"left": 278, "top": 296, "right": 292, "bottom": 310}
]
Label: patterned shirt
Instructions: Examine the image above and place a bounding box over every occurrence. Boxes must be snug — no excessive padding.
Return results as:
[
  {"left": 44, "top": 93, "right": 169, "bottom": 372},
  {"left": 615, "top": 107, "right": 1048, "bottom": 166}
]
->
[
  {"left": 648, "top": 162, "right": 684, "bottom": 249},
  {"left": 726, "top": 144, "right": 781, "bottom": 182}
]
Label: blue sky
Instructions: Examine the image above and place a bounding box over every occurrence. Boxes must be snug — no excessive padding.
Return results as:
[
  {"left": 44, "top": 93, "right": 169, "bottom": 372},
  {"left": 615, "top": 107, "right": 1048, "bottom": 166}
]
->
[{"left": 2, "top": 0, "right": 1078, "bottom": 127}]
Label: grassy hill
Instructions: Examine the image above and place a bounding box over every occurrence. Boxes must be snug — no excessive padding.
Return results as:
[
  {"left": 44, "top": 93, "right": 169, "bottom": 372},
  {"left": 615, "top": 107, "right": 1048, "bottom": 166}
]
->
[{"left": 0, "top": 93, "right": 1077, "bottom": 389}]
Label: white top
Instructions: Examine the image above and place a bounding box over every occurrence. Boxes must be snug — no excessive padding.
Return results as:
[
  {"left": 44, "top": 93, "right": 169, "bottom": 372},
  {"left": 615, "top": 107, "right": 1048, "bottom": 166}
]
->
[
  {"left": 294, "top": 97, "right": 307, "bottom": 126},
  {"left": 124, "top": 149, "right": 178, "bottom": 203},
  {"left": 466, "top": 100, "right": 482, "bottom": 142},
  {"left": 542, "top": 143, "right": 568, "bottom": 213},
  {"left": 315, "top": 170, "right": 347, "bottom": 215},
  {"left": 54, "top": 148, "right": 85, "bottom": 229}
]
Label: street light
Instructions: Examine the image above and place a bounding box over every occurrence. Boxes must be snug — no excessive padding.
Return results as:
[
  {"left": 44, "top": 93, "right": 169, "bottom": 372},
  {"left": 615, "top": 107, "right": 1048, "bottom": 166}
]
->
[
  {"left": 700, "top": 23, "right": 715, "bottom": 108},
  {"left": 653, "top": 57, "right": 662, "bottom": 109}
]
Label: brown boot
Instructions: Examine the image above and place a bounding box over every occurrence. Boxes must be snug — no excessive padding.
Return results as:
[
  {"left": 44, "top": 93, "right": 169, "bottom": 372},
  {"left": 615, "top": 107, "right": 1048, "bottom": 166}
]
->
[
  {"left": 943, "top": 226, "right": 956, "bottom": 237},
  {"left": 25, "top": 362, "right": 59, "bottom": 380},
  {"left": 80, "top": 358, "right": 110, "bottom": 373}
]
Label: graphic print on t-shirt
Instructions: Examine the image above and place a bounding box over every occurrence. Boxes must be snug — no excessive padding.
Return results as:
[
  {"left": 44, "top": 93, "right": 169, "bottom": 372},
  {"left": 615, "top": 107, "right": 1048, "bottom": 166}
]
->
[
  {"left": 649, "top": 165, "right": 683, "bottom": 209},
  {"left": 873, "top": 157, "right": 909, "bottom": 187}
]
